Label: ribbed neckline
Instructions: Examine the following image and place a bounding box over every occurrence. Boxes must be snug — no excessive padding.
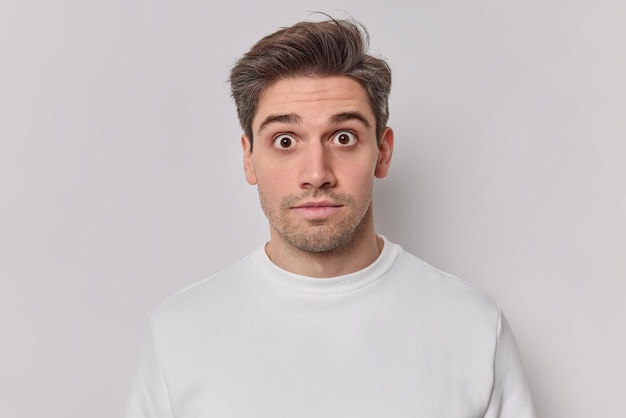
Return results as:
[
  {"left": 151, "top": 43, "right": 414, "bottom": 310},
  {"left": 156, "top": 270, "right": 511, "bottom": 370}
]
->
[{"left": 249, "top": 235, "right": 400, "bottom": 295}]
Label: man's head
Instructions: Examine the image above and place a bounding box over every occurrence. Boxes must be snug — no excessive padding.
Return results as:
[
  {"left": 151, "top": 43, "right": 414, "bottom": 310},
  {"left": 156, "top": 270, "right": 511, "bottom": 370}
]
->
[
  {"left": 230, "top": 18, "right": 394, "bottom": 275},
  {"left": 229, "top": 18, "right": 392, "bottom": 147}
]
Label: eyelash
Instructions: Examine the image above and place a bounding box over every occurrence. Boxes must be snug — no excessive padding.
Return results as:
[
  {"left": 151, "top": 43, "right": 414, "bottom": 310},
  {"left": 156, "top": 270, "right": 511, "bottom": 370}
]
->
[
  {"left": 271, "top": 130, "right": 358, "bottom": 150},
  {"left": 272, "top": 133, "right": 297, "bottom": 150},
  {"left": 331, "top": 130, "right": 357, "bottom": 146}
]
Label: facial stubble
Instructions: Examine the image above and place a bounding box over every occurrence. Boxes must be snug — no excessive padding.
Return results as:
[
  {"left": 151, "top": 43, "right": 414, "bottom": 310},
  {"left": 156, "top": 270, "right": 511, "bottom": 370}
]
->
[{"left": 259, "top": 189, "right": 374, "bottom": 255}]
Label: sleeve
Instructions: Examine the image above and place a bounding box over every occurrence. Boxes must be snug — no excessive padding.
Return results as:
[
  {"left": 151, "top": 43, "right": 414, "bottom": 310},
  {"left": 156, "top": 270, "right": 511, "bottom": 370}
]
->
[
  {"left": 124, "top": 320, "right": 176, "bottom": 418},
  {"left": 483, "top": 308, "right": 537, "bottom": 418}
]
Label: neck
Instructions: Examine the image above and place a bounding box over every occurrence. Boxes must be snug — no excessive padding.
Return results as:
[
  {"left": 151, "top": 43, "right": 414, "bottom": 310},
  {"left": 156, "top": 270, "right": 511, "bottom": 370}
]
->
[{"left": 265, "top": 212, "right": 383, "bottom": 278}]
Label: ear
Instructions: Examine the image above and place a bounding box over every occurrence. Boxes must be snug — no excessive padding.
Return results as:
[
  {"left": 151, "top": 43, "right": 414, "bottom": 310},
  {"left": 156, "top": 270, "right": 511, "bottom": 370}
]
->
[
  {"left": 241, "top": 135, "right": 257, "bottom": 185},
  {"left": 374, "top": 127, "right": 394, "bottom": 179}
]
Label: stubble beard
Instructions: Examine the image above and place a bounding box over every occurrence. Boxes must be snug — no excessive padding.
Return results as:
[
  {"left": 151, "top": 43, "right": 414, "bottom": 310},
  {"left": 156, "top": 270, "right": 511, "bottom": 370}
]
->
[{"left": 259, "top": 189, "right": 373, "bottom": 255}]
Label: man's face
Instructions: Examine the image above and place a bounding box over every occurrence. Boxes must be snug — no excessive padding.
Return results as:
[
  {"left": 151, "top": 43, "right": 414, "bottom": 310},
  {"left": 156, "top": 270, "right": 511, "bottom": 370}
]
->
[{"left": 242, "top": 76, "right": 393, "bottom": 254}]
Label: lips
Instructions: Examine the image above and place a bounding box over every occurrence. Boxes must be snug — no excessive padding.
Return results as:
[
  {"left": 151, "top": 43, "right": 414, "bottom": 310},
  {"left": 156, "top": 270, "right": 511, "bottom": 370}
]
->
[
  {"left": 290, "top": 200, "right": 343, "bottom": 219},
  {"left": 292, "top": 200, "right": 341, "bottom": 209}
]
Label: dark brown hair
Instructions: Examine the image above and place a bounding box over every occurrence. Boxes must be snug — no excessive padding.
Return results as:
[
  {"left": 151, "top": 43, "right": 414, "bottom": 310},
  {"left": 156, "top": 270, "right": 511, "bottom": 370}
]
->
[{"left": 229, "top": 18, "right": 392, "bottom": 146}]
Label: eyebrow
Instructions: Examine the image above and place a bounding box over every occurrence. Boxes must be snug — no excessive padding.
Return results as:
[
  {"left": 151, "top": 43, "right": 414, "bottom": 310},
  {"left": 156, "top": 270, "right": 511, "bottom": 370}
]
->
[
  {"left": 258, "top": 113, "right": 302, "bottom": 134},
  {"left": 330, "top": 111, "right": 371, "bottom": 129},
  {"left": 257, "top": 111, "right": 372, "bottom": 134}
]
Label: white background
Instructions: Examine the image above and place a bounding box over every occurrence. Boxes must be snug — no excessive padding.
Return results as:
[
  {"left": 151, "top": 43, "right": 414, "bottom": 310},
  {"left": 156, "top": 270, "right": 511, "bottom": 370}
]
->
[{"left": 1, "top": 1, "right": 624, "bottom": 417}]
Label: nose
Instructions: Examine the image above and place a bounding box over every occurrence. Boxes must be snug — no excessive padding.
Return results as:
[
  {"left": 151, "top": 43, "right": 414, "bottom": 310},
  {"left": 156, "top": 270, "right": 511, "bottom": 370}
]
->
[{"left": 298, "top": 142, "right": 336, "bottom": 189}]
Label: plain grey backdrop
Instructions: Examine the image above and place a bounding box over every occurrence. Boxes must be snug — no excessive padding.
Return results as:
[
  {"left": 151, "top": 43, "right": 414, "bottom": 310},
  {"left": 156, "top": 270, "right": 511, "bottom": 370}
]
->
[{"left": 1, "top": 1, "right": 624, "bottom": 417}]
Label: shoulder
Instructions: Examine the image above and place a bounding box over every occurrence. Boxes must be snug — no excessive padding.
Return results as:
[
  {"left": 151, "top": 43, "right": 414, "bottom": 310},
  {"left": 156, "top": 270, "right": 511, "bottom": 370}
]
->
[
  {"left": 398, "top": 249, "right": 493, "bottom": 296},
  {"left": 389, "top": 246, "right": 501, "bottom": 325},
  {"left": 150, "top": 254, "right": 256, "bottom": 327}
]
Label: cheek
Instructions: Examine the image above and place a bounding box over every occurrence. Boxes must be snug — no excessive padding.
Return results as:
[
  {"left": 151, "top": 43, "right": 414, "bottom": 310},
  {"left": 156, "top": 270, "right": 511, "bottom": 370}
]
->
[
  {"left": 356, "top": 178, "right": 375, "bottom": 199},
  {"left": 255, "top": 168, "right": 290, "bottom": 200},
  {"left": 337, "top": 176, "right": 375, "bottom": 207},
  {"left": 341, "top": 161, "right": 377, "bottom": 190},
  {"left": 251, "top": 159, "right": 281, "bottom": 184}
]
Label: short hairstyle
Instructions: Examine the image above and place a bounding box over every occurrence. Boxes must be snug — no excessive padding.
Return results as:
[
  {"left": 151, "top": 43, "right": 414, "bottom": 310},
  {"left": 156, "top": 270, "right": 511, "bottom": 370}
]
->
[{"left": 229, "top": 17, "right": 392, "bottom": 147}]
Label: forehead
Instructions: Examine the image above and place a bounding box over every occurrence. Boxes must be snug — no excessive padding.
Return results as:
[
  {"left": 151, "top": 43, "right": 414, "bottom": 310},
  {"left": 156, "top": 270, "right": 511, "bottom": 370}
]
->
[{"left": 252, "top": 76, "right": 375, "bottom": 131}]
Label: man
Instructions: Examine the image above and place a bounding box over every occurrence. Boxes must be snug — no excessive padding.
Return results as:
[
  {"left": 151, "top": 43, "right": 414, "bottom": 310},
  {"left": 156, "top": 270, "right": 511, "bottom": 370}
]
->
[{"left": 125, "top": 18, "right": 536, "bottom": 417}]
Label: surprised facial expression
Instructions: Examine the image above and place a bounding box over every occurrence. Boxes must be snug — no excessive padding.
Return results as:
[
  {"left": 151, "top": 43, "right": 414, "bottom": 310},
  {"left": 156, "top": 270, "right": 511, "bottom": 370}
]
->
[{"left": 242, "top": 76, "right": 393, "bottom": 254}]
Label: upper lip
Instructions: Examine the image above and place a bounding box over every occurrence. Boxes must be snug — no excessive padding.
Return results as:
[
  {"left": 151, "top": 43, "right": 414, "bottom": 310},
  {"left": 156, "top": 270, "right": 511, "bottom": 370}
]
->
[{"left": 292, "top": 200, "right": 342, "bottom": 208}]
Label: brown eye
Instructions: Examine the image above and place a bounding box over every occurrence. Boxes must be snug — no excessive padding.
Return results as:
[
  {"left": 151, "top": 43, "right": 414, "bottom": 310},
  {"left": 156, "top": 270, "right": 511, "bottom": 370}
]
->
[
  {"left": 273, "top": 134, "right": 295, "bottom": 149},
  {"left": 332, "top": 131, "right": 356, "bottom": 146},
  {"left": 338, "top": 133, "right": 350, "bottom": 144}
]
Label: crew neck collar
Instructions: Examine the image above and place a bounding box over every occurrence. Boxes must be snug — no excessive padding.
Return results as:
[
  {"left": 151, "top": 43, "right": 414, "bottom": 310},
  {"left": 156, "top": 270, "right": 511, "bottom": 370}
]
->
[{"left": 249, "top": 235, "right": 400, "bottom": 295}]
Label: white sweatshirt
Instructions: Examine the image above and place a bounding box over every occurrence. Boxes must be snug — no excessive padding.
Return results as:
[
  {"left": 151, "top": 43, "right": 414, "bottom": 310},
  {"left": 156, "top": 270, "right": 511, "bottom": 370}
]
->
[{"left": 125, "top": 237, "right": 536, "bottom": 417}]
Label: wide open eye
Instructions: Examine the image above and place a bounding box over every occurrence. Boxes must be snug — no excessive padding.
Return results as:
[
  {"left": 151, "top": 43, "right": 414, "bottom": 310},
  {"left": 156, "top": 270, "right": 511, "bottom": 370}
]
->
[
  {"left": 273, "top": 134, "right": 296, "bottom": 149},
  {"left": 331, "top": 131, "right": 357, "bottom": 146}
]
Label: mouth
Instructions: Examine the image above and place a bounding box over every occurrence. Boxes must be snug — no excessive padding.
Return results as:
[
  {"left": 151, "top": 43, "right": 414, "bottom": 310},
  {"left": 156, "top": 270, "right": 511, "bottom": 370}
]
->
[
  {"left": 293, "top": 200, "right": 342, "bottom": 208},
  {"left": 290, "top": 201, "right": 343, "bottom": 219}
]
